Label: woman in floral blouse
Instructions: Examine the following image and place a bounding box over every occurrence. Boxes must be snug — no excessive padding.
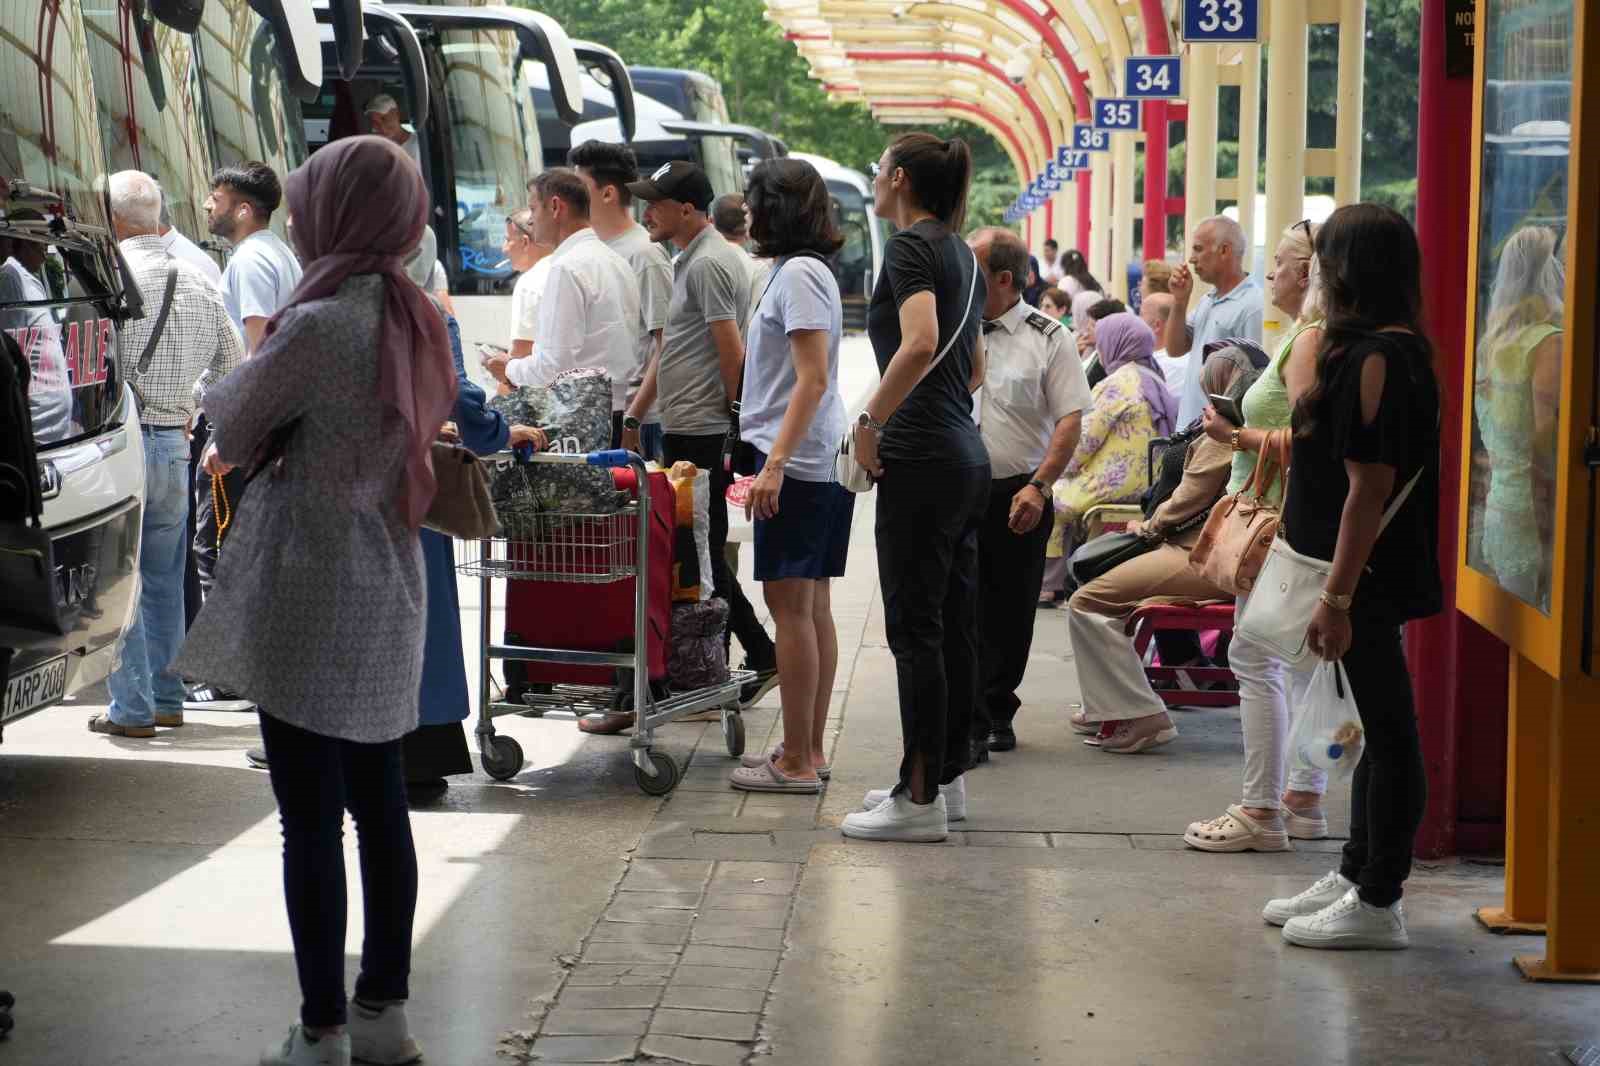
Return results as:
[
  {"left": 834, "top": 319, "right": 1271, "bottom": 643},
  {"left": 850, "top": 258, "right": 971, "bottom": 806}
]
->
[{"left": 1044, "top": 311, "right": 1177, "bottom": 563}]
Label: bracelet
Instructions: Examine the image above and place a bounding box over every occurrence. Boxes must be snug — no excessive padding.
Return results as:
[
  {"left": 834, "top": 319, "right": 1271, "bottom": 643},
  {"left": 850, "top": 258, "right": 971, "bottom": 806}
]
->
[
  {"left": 1319, "top": 589, "right": 1354, "bottom": 612},
  {"left": 1230, "top": 428, "right": 1242, "bottom": 452},
  {"left": 766, "top": 455, "right": 790, "bottom": 470}
]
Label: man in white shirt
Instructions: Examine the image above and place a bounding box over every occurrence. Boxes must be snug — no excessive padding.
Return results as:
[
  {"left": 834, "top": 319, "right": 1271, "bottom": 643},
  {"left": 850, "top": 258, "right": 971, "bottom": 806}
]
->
[
  {"left": 1141, "top": 292, "right": 1189, "bottom": 395},
  {"left": 155, "top": 185, "right": 221, "bottom": 286},
  {"left": 1038, "top": 238, "right": 1064, "bottom": 286},
  {"left": 969, "top": 228, "right": 1090, "bottom": 755},
  {"left": 1166, "top": 215, "right": 1264, "bottom": 425},
  {"left": 366, "top": 93, "right": 424, "bottom": 173},
  {"left": 490, "top": 167, "right": 640, "bottom": 439},
  {"left": 568, "top": 140, "right": 674, "bottom": 458}
]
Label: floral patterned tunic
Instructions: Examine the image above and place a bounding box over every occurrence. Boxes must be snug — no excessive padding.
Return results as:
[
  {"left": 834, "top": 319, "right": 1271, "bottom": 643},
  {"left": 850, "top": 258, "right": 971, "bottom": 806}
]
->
[{"left": 1045, "top": 363, "right": 1161, "bottom": 559}]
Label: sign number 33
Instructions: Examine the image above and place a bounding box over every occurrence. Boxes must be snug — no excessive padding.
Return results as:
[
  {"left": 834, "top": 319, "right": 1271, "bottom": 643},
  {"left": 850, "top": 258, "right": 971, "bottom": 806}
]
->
[{"left": 1184, "top": 0, "right": 1256, "bottom": 41}]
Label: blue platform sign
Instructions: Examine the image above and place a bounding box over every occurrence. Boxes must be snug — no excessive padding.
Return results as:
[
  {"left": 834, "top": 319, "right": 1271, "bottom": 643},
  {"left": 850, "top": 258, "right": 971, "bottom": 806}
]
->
[
  {"left": 1072, "top": 124, "right": 1110, "bottom": 152},
  {"left": 1181, "top": 0, "right": 1258, "bottom": 42},
  {"left": 1039, "top": 177, "right": 1061, "bottom": 193},
  {"left": 1093, "top": 98, "right": 1141, "bottom": 131},
  {"left": 1125, "top": 55, "right": 1182, "bottom": 99},
  {"left": 1056, "top": 147, "right": 1091, "bottom": 170}
]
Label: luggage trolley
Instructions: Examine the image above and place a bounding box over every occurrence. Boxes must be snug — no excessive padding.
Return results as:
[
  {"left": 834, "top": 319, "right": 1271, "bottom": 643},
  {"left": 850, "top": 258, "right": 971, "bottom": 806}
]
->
[{"left": 456, "top": 449, "right": 751, "bottom": 794}]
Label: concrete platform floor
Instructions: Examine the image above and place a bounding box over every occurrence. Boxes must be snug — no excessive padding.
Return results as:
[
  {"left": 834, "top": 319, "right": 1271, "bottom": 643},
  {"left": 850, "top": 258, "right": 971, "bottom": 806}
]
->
[{"left": 3, "top": 405, "right": 1596, "bottom": 1063}]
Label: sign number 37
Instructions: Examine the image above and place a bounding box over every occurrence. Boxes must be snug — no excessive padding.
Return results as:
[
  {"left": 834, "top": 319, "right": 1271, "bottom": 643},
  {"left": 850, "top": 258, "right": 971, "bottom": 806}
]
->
[{"left": 1183, "top": 0, "right": 1257, "bottom": 41}]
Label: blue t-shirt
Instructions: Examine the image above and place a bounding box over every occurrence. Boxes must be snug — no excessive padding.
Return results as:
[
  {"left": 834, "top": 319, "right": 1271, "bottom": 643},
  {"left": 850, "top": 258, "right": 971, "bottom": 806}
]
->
[
  {"left": 739, "top": 256, "right": 845, "bottom": 482},
  {"left": 220, "top": 230, "right": 302, "bottom": 337},
  {"left": 1176, "top": 274, "right": 1264, "bottom": 425}
]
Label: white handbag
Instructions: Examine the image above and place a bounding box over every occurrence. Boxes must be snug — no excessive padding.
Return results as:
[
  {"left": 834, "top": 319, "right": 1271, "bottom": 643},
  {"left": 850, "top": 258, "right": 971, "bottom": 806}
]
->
[
  {"left": 1236, "top": 468, "right": 1423, "bottom": 664},
  {"left": 835, "top": 246, "right": 981, "bottom": 493}
]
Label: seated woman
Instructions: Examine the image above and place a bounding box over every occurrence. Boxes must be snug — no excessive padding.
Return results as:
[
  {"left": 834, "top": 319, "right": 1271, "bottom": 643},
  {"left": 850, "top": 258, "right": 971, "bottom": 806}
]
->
[
  {"left": 1063, "top": 346, "right": 1256, "bottom": 754},
  {"left": 1040, "top": 312, "right": 1175, "bottom": 597}
]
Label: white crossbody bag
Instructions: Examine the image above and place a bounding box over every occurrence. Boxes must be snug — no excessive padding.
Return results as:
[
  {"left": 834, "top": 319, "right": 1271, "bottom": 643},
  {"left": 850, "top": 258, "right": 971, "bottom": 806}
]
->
[
  {"left": 835, "top": 246, "right": 981, "bottom": 493},
  {"left": 1236, "top": 467, "right": 1423, "bottom": 664}
]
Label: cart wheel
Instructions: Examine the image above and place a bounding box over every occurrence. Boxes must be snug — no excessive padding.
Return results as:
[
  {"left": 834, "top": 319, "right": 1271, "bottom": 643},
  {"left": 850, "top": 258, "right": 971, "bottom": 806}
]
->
[
  {"left": 722, "top": 711, "right": 746, "bottom": 758},
  {"left": 481, "top": 735, "right": 524, "bottom": 781},
  {"left": 634, "top": 750, "right": 679, "bottom": 795}
]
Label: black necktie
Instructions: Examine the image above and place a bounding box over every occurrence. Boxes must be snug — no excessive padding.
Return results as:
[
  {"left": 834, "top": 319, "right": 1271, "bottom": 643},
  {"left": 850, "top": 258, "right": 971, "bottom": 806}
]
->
[{"left": 982, "top": 321, "right": 999, "bottom": 334}]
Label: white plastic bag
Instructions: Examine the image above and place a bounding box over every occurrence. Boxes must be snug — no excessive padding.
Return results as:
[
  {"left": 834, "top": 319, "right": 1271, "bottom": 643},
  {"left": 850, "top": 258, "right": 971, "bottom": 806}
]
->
[{"left": 1288, "top": 660, "right": 1366, "bottom": 780}]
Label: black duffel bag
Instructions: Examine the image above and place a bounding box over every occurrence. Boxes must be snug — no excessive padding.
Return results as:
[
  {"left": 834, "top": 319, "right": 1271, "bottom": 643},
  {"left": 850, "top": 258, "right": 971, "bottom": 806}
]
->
[{"left": 1067, "top": 531, "right": 1155, "bottom": 588}]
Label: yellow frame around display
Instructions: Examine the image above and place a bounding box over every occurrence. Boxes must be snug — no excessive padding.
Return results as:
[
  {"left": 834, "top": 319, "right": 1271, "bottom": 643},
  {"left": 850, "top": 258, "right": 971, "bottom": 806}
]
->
[{"left": 1456, "top": 0, "right": 1600, "bottom": 682}]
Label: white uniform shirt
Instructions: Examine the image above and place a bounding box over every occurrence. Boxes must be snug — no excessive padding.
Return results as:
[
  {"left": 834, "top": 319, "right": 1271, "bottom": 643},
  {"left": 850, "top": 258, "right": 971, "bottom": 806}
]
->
[
  {"left": 979, "top": 297, "right": 1092, "bottom": 479},
  {"left": 507, "top": 228, "right": 641, "bottom": 411},
  {"left": 160, "top": 227, "right": 222, "bottom": 286},
  {"left": 508, "top": 255, "right": 553, "bottom": 344}
]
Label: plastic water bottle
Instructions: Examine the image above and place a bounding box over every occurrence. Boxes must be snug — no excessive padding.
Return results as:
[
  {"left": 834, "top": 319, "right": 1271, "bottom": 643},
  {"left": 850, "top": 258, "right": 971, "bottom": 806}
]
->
[{"left": 1299, "top": 733, "right": 1346, "bottom": 772}]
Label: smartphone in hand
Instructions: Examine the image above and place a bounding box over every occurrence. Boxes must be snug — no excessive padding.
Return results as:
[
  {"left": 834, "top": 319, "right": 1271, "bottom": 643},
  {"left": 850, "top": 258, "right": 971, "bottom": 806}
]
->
[{"left": 1208, "top": 393, "right": 1245, "bottom": 426}]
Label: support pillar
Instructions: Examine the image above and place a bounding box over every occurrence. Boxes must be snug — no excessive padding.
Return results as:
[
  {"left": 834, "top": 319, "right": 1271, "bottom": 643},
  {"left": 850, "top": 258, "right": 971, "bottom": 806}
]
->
[
  {"left": 1111, "top": 127, "right": 1136, "bottom": 301},
  {"left": 1236, "top": 46, "right": 1261, "bottom": 266},
  {"left": 1089, "top": 152, "right": 1112, "bottom": 287},
  {"left": 1334, "top": 0, "right": 1366, "bottom": 204},
  {"left": 1182, "top": 44, "right": 1219, "bottom": 254},
  {"left": 1076, "top": 169, "right": 1091, "bottom": 255},
  {"left": 1142, "top": 100, "right": 1170, "bottom": 260},
  {"left": 1261, "top": 0, "right": 1307, "bottom": 352}
]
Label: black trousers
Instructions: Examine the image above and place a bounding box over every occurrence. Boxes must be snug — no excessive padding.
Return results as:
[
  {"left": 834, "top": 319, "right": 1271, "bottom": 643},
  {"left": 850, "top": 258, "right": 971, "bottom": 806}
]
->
[
  {"left": 191, "top": 416, "right": 246, "bottom": 603},
  {"left": 662, "top": 431, "right": 775, "bottom": 668},
  {"left": 260, "top": 711, "right": 417, "bottom": 1028},
  {"left": 876, "top": 461, "right": 990, "bottom": 796},
  {"left": 975, "top": 473, "right": 1054, "bottom": 736},
  {"left": 1336, "top": 620, "right": 1427, "bottom": 908}
]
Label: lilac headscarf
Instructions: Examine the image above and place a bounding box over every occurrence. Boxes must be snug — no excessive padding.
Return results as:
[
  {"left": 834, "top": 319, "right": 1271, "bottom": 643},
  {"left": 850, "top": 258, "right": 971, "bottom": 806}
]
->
[{"left": 1093, "top": 311, "right": 1178, "bottom": 436}]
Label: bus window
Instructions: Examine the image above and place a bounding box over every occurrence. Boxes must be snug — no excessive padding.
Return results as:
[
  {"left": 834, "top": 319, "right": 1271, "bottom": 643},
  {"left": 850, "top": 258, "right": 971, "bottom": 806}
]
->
[
  {"left": 192, "top": 0, "right": 309, "bottom": 245},
  {"left": 0, "top": 4, "right": 109, "bottom": 231},
  {"left": 81, "top": 2, "right": 213, "bottom": 244},
  {"left": 437, "top": 26, "right": 540, "bottom": 294}
]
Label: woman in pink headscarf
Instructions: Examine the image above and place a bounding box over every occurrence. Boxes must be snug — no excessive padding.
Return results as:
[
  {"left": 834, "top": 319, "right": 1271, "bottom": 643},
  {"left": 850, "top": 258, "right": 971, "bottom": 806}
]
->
[{"left": 177, "top": 135, "right": 455, "bottom": 1066}]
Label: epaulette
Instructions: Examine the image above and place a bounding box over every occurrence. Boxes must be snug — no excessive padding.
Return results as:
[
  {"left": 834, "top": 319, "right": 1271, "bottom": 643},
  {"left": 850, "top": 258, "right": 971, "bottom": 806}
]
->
[{"left": 1025, "top": 310, "right": 1061, "bottom": 336}]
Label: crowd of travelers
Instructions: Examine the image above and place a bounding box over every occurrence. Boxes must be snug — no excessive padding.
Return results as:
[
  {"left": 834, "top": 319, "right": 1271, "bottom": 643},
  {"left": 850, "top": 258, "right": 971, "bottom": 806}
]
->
[{"left": 18, "top": 96, "right": 1445, "bottom": 1059}]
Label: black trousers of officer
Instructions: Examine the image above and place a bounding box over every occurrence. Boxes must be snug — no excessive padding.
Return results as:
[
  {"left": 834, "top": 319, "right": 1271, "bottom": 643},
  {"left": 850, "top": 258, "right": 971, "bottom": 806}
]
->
[{"left": 974, "top": 472, "right": 1055, "bottom": 740}]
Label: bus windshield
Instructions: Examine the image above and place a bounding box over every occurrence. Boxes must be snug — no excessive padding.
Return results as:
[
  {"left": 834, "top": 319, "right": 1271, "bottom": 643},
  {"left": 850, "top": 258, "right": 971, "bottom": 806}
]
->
[
  {"left": 439, "top": 26, "right": 541, "bottom": 293},
  {"left": 192, "top": 0, "right": 310, "bottom": 247},
  {"left": 81, "top": 2, "right": 214, "bottom": 244}
]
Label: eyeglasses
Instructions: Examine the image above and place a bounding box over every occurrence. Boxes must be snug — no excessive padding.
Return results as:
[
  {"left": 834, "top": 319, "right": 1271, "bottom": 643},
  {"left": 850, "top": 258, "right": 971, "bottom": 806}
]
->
[{"left": 868, "top": 162, "right": 881, "bottom": 178}]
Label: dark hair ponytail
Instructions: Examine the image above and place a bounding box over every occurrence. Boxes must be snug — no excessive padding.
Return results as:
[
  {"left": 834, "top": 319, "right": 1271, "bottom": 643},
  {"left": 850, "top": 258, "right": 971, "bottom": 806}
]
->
[{"left": 888, "top": 133, "right": 973, "bottom": 232}]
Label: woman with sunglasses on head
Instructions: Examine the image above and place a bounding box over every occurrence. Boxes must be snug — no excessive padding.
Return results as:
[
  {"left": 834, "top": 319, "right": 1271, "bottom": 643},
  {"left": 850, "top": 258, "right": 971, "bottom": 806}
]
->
[
  {"left": 1263, "top": 203, "right": 1441, "bottom": 949},
  {"left": 1181, "top": 220, "right": 1335, "bottom": 855},
  {"left": 842, "top": 133, "right": 988, "bottom": 842},
  {"left": 481, "top": 208, "right": 554, "bottom": 392}
]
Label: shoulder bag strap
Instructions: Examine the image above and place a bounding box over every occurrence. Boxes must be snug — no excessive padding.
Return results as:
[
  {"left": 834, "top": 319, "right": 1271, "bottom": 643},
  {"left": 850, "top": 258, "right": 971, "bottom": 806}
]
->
[
  {"left": 1377, "top": 467, "right": 1424, "bottom": 534},
  {"left": 918, "top": 246, "right": 980, "bottom": 382},
  {"left": 136, "top": 265, "right": 179, "bottom": 376}
]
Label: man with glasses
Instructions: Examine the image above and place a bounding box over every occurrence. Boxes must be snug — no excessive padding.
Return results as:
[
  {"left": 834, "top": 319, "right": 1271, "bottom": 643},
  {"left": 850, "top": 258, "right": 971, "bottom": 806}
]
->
[{"left": 1164, "top": 214, "right": 1263, "bottom": 426}]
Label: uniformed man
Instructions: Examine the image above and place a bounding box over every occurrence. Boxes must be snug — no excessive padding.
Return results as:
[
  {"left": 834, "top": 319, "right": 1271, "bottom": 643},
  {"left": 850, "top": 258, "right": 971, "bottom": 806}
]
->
[{"left": 968, "top": 228, "right": 1092, "bottom": 755}]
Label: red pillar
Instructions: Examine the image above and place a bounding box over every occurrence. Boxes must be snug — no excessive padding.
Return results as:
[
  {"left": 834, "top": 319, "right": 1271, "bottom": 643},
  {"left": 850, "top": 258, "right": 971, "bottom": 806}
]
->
[
  {"left": 1045, "top": 199, "right": 1054, "bottom": 243},
  {"left": 1408, "top": 0, "right": 1509, "bottom": 858},
  {"left": 1142, "top": 100, "right": 1169, "bottom": 261},
  {"left": 1076, "top": 171, "right": 1091, "bottom": 254}
]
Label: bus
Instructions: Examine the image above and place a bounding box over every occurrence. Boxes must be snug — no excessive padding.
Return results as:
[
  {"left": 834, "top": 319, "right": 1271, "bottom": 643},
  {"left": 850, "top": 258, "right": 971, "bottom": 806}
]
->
[{"left": 789, "top": 152, "right": 885, "bottom": 331}]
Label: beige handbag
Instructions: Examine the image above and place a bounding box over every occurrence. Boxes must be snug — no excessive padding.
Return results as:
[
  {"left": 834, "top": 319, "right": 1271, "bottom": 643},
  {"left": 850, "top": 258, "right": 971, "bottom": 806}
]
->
[
  {"left": 1187, "top": 430, "right": 1289, "bottom": 597},
  {"left": 424, "top": 443, "right": 499, "bottom": 539}
]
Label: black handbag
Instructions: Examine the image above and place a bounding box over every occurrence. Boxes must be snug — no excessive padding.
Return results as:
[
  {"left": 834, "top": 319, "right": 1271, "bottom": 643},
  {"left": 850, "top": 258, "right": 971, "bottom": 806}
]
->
[
  {"left": 0, "top": 331, "right": 66, "bottom": 647},
  {"left": 1067, "top": 530, "right": 1155, "bottom": 587}
]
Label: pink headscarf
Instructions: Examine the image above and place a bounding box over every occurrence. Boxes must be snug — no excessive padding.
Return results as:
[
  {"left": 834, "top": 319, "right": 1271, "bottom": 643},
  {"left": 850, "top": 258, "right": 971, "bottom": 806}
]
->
[{"left": 274, "top": 135, "right": 457, "bottom": 529}]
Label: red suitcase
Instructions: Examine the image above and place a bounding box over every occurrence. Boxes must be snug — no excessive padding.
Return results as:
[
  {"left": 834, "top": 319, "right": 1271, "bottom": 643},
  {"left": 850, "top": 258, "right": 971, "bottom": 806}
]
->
[{"left": 503, "top": 468, "right": 673, "bottom": 686}]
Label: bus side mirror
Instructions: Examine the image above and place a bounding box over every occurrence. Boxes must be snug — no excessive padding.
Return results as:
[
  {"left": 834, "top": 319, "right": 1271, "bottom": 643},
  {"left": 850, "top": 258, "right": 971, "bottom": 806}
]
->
[{"left": 148, "top": 0, "right": 203, "bottom": 34}]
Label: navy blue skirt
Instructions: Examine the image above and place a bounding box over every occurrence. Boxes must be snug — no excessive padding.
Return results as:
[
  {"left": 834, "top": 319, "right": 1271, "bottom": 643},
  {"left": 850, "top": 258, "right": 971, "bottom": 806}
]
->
[{"left": 751, "top": 451, "right": 855, "bottom": 582}]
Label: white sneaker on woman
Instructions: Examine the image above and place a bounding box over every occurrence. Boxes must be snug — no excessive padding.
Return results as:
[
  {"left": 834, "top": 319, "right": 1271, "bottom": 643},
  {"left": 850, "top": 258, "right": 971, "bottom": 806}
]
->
[
  {"left": 349, "top": 1001, "right": 423, "bottom": 1064},
  {"left": 1281, "top": 887, "right": 1408, "bottom": 950},
  {"left": 261, "top": 1025, "right": 351, "bottom": 1066},
  {"left": 842, "top": 792, "right": 949, "bottom": 842},
  {"left": 1262, "top": 869, "right": 1356, "bottom": 927},
  {"left": 862, "top": 775, "right": 966, "bottom": 821}
]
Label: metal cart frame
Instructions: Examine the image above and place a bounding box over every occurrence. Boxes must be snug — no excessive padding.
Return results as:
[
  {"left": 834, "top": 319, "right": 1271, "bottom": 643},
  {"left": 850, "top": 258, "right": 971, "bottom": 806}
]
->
[{"left": 457, "top": 449, "right": 751, "bottom": 794}]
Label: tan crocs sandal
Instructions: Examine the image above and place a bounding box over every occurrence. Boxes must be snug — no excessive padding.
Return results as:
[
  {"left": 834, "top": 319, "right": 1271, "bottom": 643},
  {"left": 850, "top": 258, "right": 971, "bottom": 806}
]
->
[
  {"left": 87, "top": 714, "right": 156, "bottom": 739},
  {"left": 729, "top": 759, "right": 821, "bottom": 794},
  {"left": 740, "top": 743, "right": 830, "bottom": 779},
  {"left": 1283, "top": 805, "right": 1330, "bottom": 840},
  {"left": 1184, "top": 804, "right": 1291, "bottom": 853},
  {"left": 1099, "top": 714, "right": 1178, "bottom": 754}
]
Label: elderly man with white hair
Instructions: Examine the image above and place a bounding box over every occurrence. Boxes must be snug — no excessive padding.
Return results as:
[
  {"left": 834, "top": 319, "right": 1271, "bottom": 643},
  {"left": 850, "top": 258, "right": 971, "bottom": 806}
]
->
[
  {"left": 87, "top": 170, "right": 244, "bottom": 741},
  {"left": 1164, "top": 214, "right": 1264, "bottom": 426}
]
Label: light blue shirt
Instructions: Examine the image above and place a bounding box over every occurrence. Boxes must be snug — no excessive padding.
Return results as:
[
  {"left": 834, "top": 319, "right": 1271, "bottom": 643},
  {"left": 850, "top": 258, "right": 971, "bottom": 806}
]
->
[
  {"left": 1176, "top": 274, "right": 1264, "bottom": 426},
  {"left": 220, "top": 230, "right": 302, "bottom": 338}
]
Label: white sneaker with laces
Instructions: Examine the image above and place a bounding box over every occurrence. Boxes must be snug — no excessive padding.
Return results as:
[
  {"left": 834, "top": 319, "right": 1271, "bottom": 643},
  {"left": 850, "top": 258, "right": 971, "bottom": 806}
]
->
[
  {"left": 1281, "top": 886, "right": 1408, "bottom": 950},
  {"left": 349, "top": 1001, "right": 423, "bottom": 1065},
  {"left": 862, "top": 775, "right": 966, "bottom": 821},
  {"left": 841, "top": 791, "right": 949, "bottom": 842},
  {"left": 260, "top": 1025, "right": 351, "bottom": 1066},
  {"left": 1262, "top": 870, "right": 1356, "bottom": 927}
]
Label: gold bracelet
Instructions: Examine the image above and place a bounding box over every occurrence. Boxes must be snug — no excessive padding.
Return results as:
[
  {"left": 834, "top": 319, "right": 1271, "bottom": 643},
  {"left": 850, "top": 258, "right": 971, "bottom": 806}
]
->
[
  {"left": 1230, "top": 428, "right": 1243, "bottom": 452},
  {"left": 1320, "top": 589, "right": 1353, "bottom": 612}
]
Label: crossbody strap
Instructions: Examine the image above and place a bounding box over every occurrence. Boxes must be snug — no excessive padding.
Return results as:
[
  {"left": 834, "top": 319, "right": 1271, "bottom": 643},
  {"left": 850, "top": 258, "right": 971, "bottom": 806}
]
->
[
  {"left": 920, "top": 245, "right": 981, "bottom": 381},
  {"left": 1377, "top": 467, "right": 1424, "bottom": 534},
  {"left": 135, "top": 265, "right": 179, "bottom": 376}
]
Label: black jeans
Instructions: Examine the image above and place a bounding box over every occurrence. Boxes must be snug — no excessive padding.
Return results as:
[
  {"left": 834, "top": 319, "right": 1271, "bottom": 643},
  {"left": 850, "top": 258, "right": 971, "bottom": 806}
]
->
[
  {"left": 662, "top": 431, "right": 775, "bottom": 667},
  {"left": 1336, "top": 620, "right": 1427, "bottom": 908},
  {"left": 876, "top": 461, "right": 990, "bottom": 799},
  {"left": 259, "top": 712, "right": 418, "bottom": 1028},
  {"left": 191, "top": 416, "right": 246, "bottom": 603},
  {"left": 976, "top": 473, "right": 1054, "bottom": 737}
]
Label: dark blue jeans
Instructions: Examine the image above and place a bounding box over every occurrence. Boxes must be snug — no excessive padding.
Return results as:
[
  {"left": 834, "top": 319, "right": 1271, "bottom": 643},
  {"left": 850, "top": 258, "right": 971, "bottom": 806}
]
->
[{"left": 260, "top": 712, "right": 417, "bottom": 1028}]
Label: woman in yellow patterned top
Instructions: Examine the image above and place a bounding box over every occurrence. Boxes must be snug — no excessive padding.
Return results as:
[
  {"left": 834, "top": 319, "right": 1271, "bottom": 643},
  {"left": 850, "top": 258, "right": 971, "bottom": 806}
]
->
[
  {"left": 1043, "top": 312, "right": 1176, "bottom": 564},
  {"left": 1470, "top": 224, "right": 1563, "bottom": 613}
]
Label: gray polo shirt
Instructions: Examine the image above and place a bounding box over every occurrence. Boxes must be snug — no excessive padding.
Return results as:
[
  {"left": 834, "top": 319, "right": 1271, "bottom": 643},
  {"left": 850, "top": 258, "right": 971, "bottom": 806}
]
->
[
  {"left": 605, "top": 222, "right": 673, "bottom": 396},
  {"left": 1176, "top": 274, "right": 1264, "bottom": 425},
  {"left": 658, "top": 225, "right": 753, "bottom": 435}
]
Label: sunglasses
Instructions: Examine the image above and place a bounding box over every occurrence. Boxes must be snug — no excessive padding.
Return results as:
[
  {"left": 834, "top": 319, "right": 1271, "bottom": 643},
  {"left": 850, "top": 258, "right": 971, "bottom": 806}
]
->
[{"left": 1296, "top": 218, "right": 1314, "bottom": 243}]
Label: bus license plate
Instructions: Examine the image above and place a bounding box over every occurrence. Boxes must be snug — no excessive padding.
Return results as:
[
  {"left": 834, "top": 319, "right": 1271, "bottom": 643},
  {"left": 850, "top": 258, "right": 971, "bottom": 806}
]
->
[{"left": 4, "top": 655, "right": 69, "bottom": 723}]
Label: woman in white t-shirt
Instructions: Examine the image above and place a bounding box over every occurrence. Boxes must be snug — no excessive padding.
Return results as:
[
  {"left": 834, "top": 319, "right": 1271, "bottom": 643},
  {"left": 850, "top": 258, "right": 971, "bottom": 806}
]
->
[
  {"left": 486, "top": 209, "right": 552, "bottom": 390},
  {"left": 728, "top": 159, "right": 852, "bottom": 794}
]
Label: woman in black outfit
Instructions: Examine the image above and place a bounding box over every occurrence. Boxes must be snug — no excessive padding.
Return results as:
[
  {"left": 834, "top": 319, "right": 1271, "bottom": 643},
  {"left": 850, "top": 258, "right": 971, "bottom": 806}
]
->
[
  {"left": 842, "top": 133, "right": 988, "bottom": 843},
  {"left": 1261, "top": 203, "right": 1442, "bottom": 950}
]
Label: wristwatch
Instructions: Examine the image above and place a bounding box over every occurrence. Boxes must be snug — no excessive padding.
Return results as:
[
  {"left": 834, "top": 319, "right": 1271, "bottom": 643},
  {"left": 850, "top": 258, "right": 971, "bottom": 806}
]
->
[
  {"left": 1028, "top": 478, "right": 1052, "bottom": 498},
  {"left": 857, "top": 411, "right": 886, "bottom": 435},
  {"left": 1230, "top": 429, "right": 1243, "bottom": 452},
  {"left": 1320, "top": 589, "right": 1354, "bottom": 612},
  {"left": 622, "top": 415, "right": 641, "bottom": 431}
]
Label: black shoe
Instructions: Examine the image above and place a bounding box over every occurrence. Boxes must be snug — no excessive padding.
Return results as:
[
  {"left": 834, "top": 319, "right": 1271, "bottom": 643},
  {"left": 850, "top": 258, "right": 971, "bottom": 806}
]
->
[
  {"left": 987, "top": 729, "right": 1017, "bottom": 752},
  {"left": 406, "top": 778, "right": 449, "bottom": 804},
  {"left": 737, "top": 661, "right": 780, "bottom": 709},
  {"left": 969, "top": 743, "right": 990, "bottom": 767},
  {"left": 184, "top": 682, "right": 254, "bottom": 709},
  {"left": 245, "top": 747, "right": 269, "bottom": 769}
]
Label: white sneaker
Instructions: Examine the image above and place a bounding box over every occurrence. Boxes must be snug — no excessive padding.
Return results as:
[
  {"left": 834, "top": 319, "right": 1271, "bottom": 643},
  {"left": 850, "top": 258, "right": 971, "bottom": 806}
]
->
[
  {"left": 261, "top": 1025, "right": 352, "bottom": 1066},
  {"left": 841, "top": 791, "right": 949, "bottom": 842},
  {"left": 1281, "top": 887, "right": 1408, "bottom": 950},
  {"left": 1262, "top": 870, "right": 1356, "bottom": 927},
  {"left": 862, "top": 775, "right": 966, "bottom": 821},
  {"left": 349, "top": 1001, "right": 423, "bottom": 1065}
]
